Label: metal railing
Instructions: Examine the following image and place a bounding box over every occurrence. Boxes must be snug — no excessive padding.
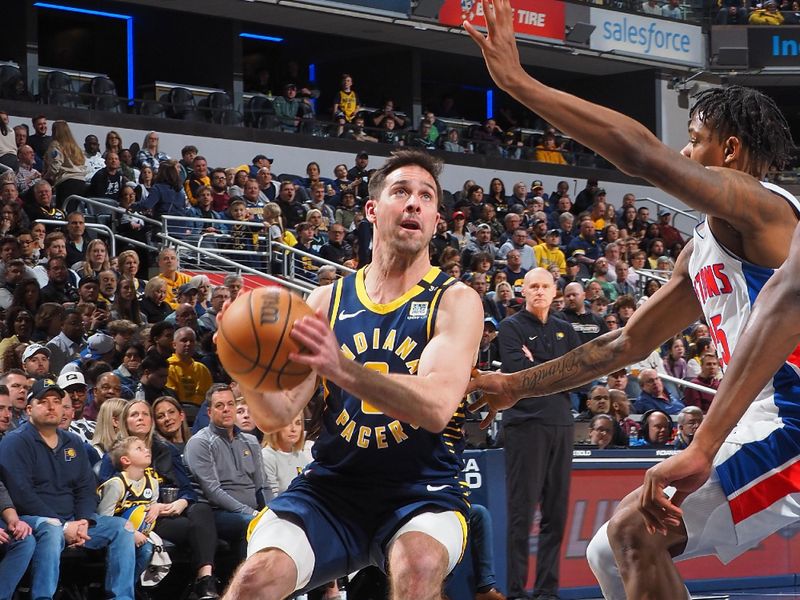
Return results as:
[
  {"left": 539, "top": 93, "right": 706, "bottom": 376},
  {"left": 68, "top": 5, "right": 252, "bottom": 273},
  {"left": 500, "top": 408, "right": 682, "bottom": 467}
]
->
[
  {"left": 159, "top": 233, "right": 314, "bottom": 295},
  {"left": 161, "top": 215, "right": 355, "bottom": 286},
  {"left": 271, "top": 241, "right": 356, "bottom": 280},
  {"left": 636, "top": 196, "right": 700, "bottom": 240},
  {"left": 661, "top": 372, "right": 716, "bottom": 396},
  {"left": 34, "top": 219, "right": 117, "bottom": 255},
  {"left": 64, "top": 195, "right": 162, "bottom": 228}
]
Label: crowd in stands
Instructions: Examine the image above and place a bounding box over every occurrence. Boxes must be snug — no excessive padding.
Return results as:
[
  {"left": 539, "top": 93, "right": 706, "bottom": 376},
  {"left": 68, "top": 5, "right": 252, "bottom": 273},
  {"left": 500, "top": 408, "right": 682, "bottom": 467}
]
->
[
  {"left": 0, "top": 108, "right": 723, "bottom": 599},
  {"left": 716, "top": 0, "right": 800, "bottom": 23}
]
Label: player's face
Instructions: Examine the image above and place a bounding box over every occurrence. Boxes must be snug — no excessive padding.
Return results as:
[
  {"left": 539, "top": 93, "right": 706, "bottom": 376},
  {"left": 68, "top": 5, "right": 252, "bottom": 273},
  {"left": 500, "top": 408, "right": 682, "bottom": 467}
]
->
[
  {"left": 368, "top": 165, "right": 440, "bottom": 257},
  {"left": 682, "top": 116, "right": 726, "bottom": 168}
]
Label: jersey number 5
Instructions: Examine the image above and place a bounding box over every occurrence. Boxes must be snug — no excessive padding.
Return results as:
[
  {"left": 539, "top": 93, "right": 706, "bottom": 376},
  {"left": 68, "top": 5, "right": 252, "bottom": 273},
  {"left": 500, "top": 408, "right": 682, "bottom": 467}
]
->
[{"left": 709, "top": 314, "right": 731, "bottom": 368}]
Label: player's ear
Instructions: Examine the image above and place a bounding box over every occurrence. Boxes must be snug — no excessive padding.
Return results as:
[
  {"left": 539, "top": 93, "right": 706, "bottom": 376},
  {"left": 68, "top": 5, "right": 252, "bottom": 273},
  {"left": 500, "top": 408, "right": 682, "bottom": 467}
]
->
[
  {"left": 722, "top": 136, "right": 741, "bottom": 165},
  {"left": 365, "top": 198, "right": 378, "bottom": 223}
]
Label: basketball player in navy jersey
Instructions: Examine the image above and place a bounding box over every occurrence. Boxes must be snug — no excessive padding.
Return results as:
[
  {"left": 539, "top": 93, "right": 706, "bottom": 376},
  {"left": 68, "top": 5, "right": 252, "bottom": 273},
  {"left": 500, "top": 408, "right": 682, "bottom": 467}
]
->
[
  {"left": 466, "top": 1, "right": 800, "bottom": 598},
  {"left": 222, "top": 149, "right": 484, "bottom": 600}
]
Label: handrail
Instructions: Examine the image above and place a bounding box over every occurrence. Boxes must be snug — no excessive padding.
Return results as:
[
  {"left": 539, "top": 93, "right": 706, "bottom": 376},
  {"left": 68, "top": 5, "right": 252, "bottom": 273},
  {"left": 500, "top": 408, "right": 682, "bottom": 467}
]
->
[
  {"left": 0, "top": 162, "right": 11, "bottom": 175},
  {"left": 161, "top": 215, "right": 266, "bottom": 229},
  {"left": 636, "top": 196, "right": 699, "bottom": 239},
  {"left": 631, "top": 268, "right": 670, "bottom": 285},
  {"left": 159, "top": 233, "right": 314, "bottom": 295},
  {"left": 114, "top": 234, "right": 159, "bottom": 253},
  {"left": 34, "top": 219, "right": 117, "bottom": 255},
  {"left": 660, "top": 372, "right": 717, "bottom": 396},
  {"left": 271, "top": 241, "right": 356, "bottom": 275},
  {"left": 64, "top": 194, "right": 162, "bottom": 227}
]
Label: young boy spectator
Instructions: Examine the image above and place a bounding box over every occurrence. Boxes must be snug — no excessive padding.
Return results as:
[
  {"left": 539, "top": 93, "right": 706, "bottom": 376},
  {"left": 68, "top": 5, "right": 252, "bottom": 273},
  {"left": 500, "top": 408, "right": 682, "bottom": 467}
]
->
[{"left": 97, "top": 436, "right": 162, "bottom": 576}]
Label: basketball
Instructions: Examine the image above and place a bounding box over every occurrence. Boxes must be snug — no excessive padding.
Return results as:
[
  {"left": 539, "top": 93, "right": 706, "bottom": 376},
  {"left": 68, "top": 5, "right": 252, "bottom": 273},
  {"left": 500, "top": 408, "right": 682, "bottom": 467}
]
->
[
  {"left": 120, "top": 505, "right": 154, "bottom": 535},
  {"left": 217, "top": 286, "right": 314, "bottom": 392}
]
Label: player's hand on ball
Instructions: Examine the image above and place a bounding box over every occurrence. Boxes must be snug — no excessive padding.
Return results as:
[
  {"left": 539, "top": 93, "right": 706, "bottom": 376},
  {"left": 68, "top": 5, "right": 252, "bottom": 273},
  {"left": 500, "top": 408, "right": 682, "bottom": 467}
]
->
[
  {"left": 289, "top": 310, "right": 344, "bottom": 380},
  {"left": 467, "top": 369, "right": 516, "bottom": 429}
]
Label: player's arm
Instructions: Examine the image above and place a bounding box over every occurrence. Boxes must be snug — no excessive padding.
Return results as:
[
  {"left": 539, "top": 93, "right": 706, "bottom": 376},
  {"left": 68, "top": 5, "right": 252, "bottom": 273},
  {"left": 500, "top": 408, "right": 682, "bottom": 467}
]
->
[
  {"left": 290, "top": 283, "right": 483, "bottom": 432},
  {"left": 464, "top": 0, "right": 791, "bottom": 234},
  {"left": 470, "top": 242, "right": 702, "bottom": 416},
  {"left": 640, "top": 223, "right": 800, "bottom": 532},
  {"left": 238, "top": 285, "right": 331, "bottom": 433}
]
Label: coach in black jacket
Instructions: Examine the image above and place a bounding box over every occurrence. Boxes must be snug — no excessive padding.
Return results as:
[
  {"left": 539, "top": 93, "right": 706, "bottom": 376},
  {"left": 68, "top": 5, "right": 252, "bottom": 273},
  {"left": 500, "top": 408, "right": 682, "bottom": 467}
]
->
[{"left": 498, "top": 268, "right": 582, "bottom": 600}]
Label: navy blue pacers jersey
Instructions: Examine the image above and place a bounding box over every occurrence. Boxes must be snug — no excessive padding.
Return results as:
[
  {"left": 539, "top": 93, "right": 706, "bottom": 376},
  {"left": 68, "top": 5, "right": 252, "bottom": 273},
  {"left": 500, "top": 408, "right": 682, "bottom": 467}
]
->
[{"left": 310, "top": 265, "right": 468, "bottom": 491}]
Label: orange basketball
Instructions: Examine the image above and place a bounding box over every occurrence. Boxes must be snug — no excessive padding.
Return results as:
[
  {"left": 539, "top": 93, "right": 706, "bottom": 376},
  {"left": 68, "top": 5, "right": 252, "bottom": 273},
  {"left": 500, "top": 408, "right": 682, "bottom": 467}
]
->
[{"left": 217, "top": 286, "right": 314, "bottom": 392}]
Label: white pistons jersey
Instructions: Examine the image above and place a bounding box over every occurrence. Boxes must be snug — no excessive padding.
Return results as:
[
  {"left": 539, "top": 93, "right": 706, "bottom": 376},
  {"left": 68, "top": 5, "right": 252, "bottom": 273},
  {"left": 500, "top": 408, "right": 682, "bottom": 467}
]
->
[{"left": 688, "top": 180, "right": 800, "bottom": 546}]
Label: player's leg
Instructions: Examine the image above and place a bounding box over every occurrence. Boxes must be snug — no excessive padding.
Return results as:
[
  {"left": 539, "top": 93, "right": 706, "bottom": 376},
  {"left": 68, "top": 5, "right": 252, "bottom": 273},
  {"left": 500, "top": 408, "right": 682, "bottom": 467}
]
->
[
  {"left": 386, "top": 511, "right": 466, "bottom": 600},
  {"left": 223, "top": 510, "right": 312, "bottom": 600},
  {"left": 604, "top": 488, "right": 690, "bottom": 600},
  {"left": 223, "top": 548, "right": 297, "bottom": 600}
]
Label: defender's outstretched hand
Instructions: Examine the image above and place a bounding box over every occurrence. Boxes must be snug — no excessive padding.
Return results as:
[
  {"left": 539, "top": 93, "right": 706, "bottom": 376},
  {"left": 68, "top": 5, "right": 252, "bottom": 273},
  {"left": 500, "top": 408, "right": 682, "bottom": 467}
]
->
[
  {"left": 467, "top": 369, "right": 517, "bottom": 428},
  {"left": 463, "top": 0, "right": 527, "bottom": 91},
  {"left": 639, "top": 445, "right": 714, "bottom": 535}
]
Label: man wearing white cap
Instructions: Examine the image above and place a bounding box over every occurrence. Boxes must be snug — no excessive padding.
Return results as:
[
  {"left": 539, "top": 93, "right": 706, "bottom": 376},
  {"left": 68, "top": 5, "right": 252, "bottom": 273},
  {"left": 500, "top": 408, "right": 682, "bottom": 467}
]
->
[
  {"left": 21, "top": 344, "right": 51, "bottom": 380},
  {"left": 57, "top": 371, "right": 93, "bottom": 442}
]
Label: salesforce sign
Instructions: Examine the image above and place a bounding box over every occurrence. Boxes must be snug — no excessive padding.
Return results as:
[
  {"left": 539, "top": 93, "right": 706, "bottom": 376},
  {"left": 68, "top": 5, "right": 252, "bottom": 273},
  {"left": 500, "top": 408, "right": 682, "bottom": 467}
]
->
[{"left": 589, "top": 8, "right": 705, "bottom": 67}]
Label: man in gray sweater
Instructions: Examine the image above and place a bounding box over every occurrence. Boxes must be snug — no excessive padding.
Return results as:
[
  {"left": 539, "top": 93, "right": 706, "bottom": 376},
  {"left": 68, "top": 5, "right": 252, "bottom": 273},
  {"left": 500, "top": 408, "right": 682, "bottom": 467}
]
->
[{"left": 184, "top": 384, "right": 269, "bottom": 557}]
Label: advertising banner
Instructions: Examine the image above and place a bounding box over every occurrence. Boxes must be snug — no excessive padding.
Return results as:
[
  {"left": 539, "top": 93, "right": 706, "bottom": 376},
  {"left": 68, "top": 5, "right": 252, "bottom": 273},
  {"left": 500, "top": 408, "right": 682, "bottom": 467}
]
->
[
  {"left": 748, "top": 26, "right": 800, "bottom": 67},
  {"left": 439, "top": 0, "right": 565, "bottom": 42},
  {"left": 589, "top": 7, "right": 705, "bottom": 66}
]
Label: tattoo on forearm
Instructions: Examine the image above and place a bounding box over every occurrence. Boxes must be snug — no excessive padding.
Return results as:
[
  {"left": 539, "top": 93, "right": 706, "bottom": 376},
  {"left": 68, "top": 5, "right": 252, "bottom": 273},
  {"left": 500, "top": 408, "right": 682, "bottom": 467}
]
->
[{"left": 517, "top": 331, "right": 624, "bottom": 396}]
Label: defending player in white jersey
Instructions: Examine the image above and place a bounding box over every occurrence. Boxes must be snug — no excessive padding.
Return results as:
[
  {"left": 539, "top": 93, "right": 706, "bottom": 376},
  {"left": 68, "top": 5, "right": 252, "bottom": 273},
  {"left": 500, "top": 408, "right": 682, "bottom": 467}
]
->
[{"left": 465, "top": 1, "right": 799, "bottom": 598}]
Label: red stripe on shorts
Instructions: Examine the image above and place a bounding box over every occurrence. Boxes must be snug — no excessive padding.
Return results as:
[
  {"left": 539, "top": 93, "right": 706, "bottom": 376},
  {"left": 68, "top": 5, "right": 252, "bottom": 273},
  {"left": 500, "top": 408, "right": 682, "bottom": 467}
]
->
[{"left": 729, "top": 459, "right": 800, "bottom": 524}]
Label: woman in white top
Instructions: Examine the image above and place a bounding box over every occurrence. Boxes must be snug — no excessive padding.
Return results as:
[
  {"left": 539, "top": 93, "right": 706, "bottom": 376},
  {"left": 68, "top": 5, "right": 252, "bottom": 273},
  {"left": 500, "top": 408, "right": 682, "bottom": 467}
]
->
[{"left": 261, "top": 411, "right": 312, "bottom": 496}]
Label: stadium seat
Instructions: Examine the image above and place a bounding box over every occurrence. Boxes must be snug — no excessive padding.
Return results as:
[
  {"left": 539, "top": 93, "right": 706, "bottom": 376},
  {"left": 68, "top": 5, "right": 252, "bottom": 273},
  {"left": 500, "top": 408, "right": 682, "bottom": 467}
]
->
[
  {"left": 0, "top": 64, "right": 22, "bottom": 100},
  {"left": 89, "top": 76, "right": 121, "bottom": 112},
  {"left": 203, "top": 91, "right": 242, "bottom": 126},
  {"left": 139, "top": 99, "right": 166, "bottom": 118},
  {"left": 43, "top": 70, "right": 77, "bottom": 107},
  {"left": 163, "top": 87, "right": 197, "bottom": 120},
  {"left": 245, "top": 95, "right": 276, "bottom": 129}
]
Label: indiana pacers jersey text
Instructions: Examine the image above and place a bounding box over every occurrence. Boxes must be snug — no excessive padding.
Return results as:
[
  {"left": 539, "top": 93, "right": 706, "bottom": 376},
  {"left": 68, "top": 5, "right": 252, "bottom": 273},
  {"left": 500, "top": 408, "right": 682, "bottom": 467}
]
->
[{"left": 309, "top": 265, "right": 467, "bottom": 488}]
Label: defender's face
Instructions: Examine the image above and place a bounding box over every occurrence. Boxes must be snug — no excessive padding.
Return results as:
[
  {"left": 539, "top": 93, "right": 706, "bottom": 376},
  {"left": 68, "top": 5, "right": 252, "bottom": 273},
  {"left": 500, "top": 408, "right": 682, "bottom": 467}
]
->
[{"left": 682, "top": 115, "right": 726, "bottom": 168}]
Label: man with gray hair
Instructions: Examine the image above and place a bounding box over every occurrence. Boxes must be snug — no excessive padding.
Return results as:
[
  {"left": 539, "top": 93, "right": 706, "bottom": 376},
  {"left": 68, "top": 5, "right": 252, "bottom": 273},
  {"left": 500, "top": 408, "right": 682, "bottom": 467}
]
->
[
  {"left": 223, "top": 273, "right": 243, "bottom": 300},
  {"left": 673, "top": 406, "right": 703, "bottom": 450},
  {"left": 316, "top": 265, "right": 337, "bottom": 287},
  {"left": 15, "top": 144, "right": 41, "bottom": 195},
  {"left": 198, "top": 286, "right": 231, "bottom": 334}
]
